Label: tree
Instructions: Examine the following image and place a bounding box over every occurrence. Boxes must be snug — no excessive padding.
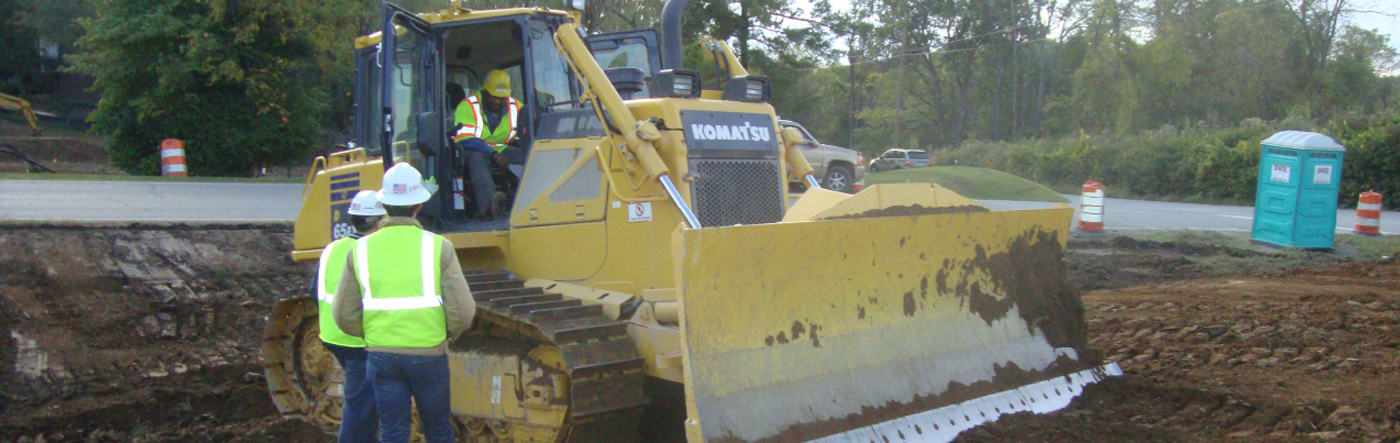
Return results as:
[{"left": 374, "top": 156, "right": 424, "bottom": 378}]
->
[
  {"left": 1324, "top": 26, "right": 1398, "bottom": 113},
  {"left": 0, "top": 0, "right": 39, "bottom": 94},
  {"left": 70, "top": 0, "right": 362, "bottom": 176}
]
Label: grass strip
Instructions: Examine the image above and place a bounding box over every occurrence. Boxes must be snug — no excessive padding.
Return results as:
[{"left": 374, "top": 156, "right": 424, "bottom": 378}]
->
[{"left": 866, "top": 166, "right": 1070, "bottom": 203}]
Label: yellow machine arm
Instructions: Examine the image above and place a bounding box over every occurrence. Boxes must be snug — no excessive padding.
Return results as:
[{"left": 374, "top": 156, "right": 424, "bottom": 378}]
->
[
  {"left": 0, "top": 93, "right": 42, "bottom": 136},
  {"left": 554, "top": 22, "right": 705, "bottom": 228}
]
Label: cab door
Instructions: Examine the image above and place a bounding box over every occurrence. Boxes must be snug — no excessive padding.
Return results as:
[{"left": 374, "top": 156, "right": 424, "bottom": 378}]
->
[{"left": 380, "top": 4, "right": 447, "bottom": 215}]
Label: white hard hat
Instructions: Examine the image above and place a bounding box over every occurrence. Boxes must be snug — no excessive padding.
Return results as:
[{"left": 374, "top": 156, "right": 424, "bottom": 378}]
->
[
  {"left": 376, "top": 163, "right": 433, "bottom": 206},
  {"left": 348, "top": 190, "right": 386, "bottom": 216}
]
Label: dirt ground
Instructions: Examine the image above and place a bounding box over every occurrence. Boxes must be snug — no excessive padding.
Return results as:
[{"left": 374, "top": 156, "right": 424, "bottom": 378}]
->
[
  {"left": 0, "top": 119, "right": 308, "bottom": 177},
  {"left": 2, "top": 224, "right": 1399, "bottom": 442},
  {"left": 0, "top": 119, "right": 117, "bottom": 175}
]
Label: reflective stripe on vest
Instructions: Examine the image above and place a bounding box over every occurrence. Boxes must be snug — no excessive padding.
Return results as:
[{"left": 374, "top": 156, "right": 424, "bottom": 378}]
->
[
  {"left": 453, "top": 94, "right": 518, "bottom": 151},
  {"left": 356, "top": 230, "right": 443, "bottom": 310},
  {"left": 317, "top": 238, "right": 365, "bottom": 347},
  {"left": 354, "top": 226, "right": 447, "bottom": 348}
]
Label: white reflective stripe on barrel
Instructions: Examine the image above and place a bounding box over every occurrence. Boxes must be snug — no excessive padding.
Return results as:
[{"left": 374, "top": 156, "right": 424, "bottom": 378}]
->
[
  {"left": 1081, "top": 213, "right": 1103, "bottom": 223},
  {"left": 1082, "top": 206, "right": 1103, "bottom": 215},
  {"left": 1357, "top": 218, "right": 1380, "bottom": 227},
  {"left": 1082, "top": 189, "right": 1104, "bottom": 198},
  {"left": 161, "top": 164, "right": 187, "bottom": 173},
  {"left": 160, "top": 149, "right": 185, "bottom": 159},
  {"left": 1359, "top": 203, "right": 1382, "bottom": 211},
  {"left": 1081, "top": 196, "right": 1104, "bottom": 207}
]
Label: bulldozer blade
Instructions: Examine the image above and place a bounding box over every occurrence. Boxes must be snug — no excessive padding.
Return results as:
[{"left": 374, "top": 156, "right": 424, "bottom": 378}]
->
[{"left": 673, "top": 204, "right": 1119, "bottom": 443}]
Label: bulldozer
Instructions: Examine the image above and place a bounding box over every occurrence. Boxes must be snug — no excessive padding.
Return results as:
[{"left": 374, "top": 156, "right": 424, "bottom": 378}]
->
[{"left": 262, "top": 1, "right": 1122, "bottom": 442}]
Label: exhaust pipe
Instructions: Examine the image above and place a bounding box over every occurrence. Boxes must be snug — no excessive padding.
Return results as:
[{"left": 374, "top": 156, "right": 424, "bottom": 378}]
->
[{"left": 660, "top": 0, "right": 687, "bottom": 70}]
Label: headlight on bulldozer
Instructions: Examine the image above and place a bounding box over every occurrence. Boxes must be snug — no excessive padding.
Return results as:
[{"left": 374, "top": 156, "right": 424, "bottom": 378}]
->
[
  {"left": 722, "top": 76, "right": 771, "bottom": 102},
  {"left": 654, "top": 69, "right": 702, "bottom": 98}
]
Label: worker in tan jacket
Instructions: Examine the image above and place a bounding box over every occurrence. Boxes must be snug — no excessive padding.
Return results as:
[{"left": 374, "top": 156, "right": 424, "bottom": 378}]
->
[{"left": 333, "top": 163, "right": 475, "bottom": 443}]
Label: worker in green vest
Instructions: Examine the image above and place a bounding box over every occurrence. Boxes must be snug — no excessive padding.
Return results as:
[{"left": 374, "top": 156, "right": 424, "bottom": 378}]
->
[
  {"left": 315, "top": 189, "right": 384, "bottom": 443},
  {"left": 332, "top": 163, "right": 476, "bottom": 443},
  {"left": 453, "top": 69, "right": 524, "bottom": 219}
]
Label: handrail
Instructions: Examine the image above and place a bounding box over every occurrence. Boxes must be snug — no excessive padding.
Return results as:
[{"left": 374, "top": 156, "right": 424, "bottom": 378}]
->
[{"left": 301, "top": 156, "right": 326, "bottom": 201}]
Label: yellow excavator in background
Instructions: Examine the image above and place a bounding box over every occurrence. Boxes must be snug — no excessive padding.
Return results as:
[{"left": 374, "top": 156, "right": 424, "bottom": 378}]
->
[
  {"left": 0, "top": 93, "right": 42, "bottom": 136},
  {"left": 262, "top": 1, "right": 1121, "bottom": 442}
]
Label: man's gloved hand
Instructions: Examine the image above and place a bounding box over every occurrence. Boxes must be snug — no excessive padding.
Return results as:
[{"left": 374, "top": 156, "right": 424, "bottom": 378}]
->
[{"left": 492, "top": 152, "right": 510, "bottom": 169}]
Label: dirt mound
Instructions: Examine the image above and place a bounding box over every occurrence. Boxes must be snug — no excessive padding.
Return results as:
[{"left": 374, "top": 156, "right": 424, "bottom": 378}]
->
[
  {"left": 1065, "top": 234, "right": 1349, "bottom": 292},
  {"left": 0, "top": 135, "right": 115, "bottom": 174},
  {"left": 957, "top": 258, "right": 1400, "bottom": 443},
  {"left": 0, "top": 223, "right": 326, "bottom": 442}
]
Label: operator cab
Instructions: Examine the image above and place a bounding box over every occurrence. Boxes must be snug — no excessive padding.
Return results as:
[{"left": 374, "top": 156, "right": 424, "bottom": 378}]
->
[{"left": 350, "top": 4, "right": 664, "bottom": 233}]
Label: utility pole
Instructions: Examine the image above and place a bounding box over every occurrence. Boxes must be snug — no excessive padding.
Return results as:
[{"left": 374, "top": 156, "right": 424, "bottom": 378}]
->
[{"left": 848, "top": 43, "right": 857, "bottom": 151}]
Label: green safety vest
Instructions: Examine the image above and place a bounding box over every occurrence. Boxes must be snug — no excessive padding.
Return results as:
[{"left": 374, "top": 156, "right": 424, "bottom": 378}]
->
[
  {"left": 317, "top": 237, "right": 365, "bottom": 347},
  {"left": 452, "top": 93, "right": 519, "bottom": 151},
  {"left": 353, "top": 225, "right": 447, "bottom": 348}
]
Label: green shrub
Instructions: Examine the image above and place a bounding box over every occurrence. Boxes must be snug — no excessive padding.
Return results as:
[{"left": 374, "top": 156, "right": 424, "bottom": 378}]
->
[{"left": 933, "top": 112, "right": 1400, "bottom": 208}]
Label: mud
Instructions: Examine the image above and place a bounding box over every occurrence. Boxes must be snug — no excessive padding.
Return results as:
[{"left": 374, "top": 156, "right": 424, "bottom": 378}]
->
[
  {"left": 957, "top": 257, "right": 1400, "bottom": 443},
  {"left": 823, "top": 204, "right": 989, "bottom": 220},
  {"left": 0, "top": 223, "right": 328, "bottom": 442},
  {"left": 5, "top": 223, "right": 1400, "bottom": 443}
]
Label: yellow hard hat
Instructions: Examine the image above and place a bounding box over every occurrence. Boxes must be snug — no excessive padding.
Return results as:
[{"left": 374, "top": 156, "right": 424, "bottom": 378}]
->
[{"left": 484, "top": 69, "right": 511, "bottom": 98}]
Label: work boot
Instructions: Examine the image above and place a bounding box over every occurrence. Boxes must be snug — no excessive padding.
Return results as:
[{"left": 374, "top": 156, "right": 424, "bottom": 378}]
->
[{"left": 488, "top": 191, "right": 508, "bottom": 219}]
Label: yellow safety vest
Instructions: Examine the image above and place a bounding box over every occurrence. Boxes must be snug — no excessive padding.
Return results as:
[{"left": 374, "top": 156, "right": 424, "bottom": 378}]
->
[
  {"left": 354, "top": 225, "right": 447, "bottom": 348},
  {"left": 317, "top": 237, "right": 366, "bottom": 347},
  {"left": 453, "top": 93, "right": 519, "bottom": 151}
]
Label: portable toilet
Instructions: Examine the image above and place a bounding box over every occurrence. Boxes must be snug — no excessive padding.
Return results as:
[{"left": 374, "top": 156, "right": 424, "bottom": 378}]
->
[{"left": 1251, "top": 131, "right": 1345, "bottom": 249}]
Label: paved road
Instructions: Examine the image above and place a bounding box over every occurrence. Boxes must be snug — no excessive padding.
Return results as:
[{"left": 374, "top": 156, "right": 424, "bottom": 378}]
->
[
  {"left": 3, "top": 180, "right": 1399, "bottom": 235},
  {"left": 980, "top": 196, "right": 1400, "bottom": 235},
  {"left": 0, "top": 180, "right": 303, "bottom": 222}
]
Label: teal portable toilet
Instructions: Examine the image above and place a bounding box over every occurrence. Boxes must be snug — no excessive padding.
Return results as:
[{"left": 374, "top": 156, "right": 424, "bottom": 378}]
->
[{"left": 1251, "top": 131, "right": 1345, "bottom": 249}]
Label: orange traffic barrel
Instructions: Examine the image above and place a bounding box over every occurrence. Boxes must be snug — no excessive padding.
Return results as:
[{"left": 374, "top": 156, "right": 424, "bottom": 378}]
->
[
  {"left": 160, "top": 139, "right": 187, "bottom": 177},
  {"left": 1076, "top": 181, "right": 1105, "bottom": 233},
  {"left": 1355, "top": 191, "right": 1382, "bottom": 236}
]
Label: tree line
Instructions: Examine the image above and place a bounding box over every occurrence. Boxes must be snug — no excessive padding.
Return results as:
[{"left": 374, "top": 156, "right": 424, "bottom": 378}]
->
[{"left": 0, "top": 0, "right": 1394, "bottom": 174}]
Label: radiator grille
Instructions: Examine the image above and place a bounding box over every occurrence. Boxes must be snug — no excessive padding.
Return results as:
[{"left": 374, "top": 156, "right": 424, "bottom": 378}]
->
[{"left": 689, "top": 159, "right": 786, "bottom": 226}]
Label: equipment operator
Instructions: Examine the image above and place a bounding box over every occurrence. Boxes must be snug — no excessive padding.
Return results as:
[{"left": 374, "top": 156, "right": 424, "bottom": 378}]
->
[{"left": 453, "top": 69, "right": 526, "bottom": 219}]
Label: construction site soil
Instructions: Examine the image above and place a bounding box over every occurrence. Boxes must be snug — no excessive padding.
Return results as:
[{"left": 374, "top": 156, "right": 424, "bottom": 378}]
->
[{"left": 2, "top": 224, "right": 1398, "bottom": 442}]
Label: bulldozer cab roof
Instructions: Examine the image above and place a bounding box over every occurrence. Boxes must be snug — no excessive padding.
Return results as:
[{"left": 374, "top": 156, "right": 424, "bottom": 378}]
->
[{"left": 354, "top": 7, "right": 571, "bottom": 49}]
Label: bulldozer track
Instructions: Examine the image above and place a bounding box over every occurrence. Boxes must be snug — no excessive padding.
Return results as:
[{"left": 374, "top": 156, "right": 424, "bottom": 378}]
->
[
  {"left": 462, "top": 271, "right": 648, "bottom": 443},
  {"left": 263, "top": 270, "right": 647, "bottom": 443}
]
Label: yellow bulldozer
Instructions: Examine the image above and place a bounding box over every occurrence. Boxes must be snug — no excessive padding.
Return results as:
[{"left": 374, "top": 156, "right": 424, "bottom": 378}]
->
[{"left": 262, "top": 1, "right": 1121, "bottom": 442}]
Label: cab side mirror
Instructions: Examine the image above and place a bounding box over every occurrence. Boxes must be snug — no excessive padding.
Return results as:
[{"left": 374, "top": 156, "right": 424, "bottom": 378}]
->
[{"left": 415, "top": 111, "right": 441, "bottom": 156}]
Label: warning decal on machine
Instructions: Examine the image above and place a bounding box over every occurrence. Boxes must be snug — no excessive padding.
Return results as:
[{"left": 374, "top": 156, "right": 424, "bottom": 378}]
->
[{"left": 628, "top": 202, "right": 653, "bottom": 222}]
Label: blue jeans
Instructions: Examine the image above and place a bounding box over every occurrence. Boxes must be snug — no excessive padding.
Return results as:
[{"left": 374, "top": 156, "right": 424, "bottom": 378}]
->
[
  {"left": 324, "top": 343, "right": 378, "bottom": 443},
  {"left": 367, "top": 352, "right": 455, "bottom": 443},
  {"left": 463, "top": 149, "right": 497, "bottom": 215}
]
